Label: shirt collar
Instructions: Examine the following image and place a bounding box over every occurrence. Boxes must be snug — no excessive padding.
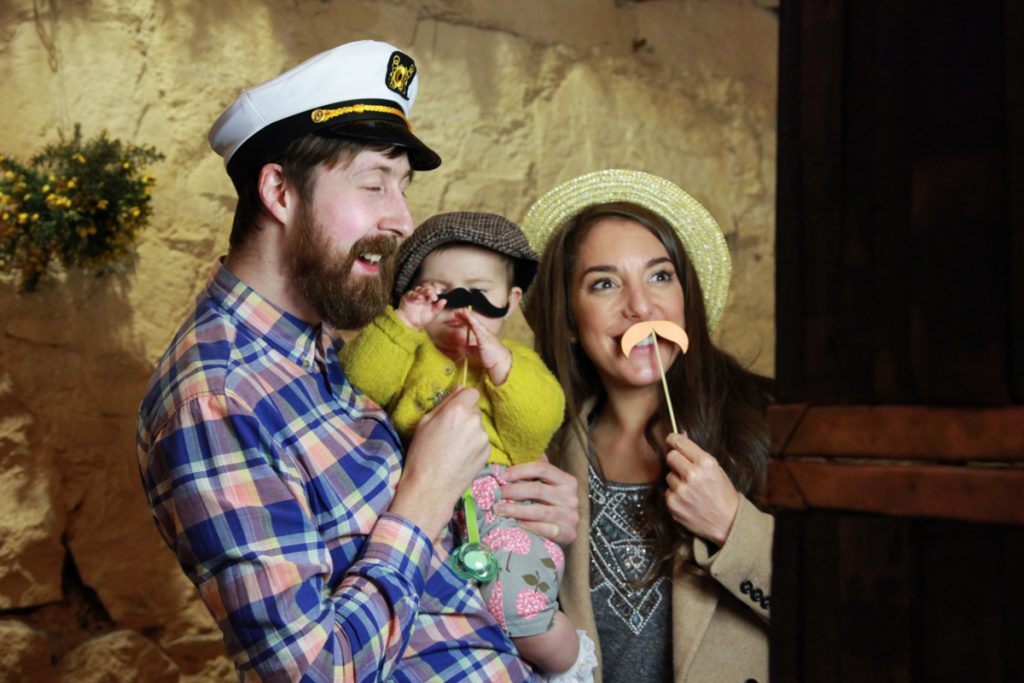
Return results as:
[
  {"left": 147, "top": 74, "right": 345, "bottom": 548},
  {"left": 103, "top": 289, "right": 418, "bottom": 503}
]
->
[{"left": 204, "top": 261, "right": 321, "bottom": 369}]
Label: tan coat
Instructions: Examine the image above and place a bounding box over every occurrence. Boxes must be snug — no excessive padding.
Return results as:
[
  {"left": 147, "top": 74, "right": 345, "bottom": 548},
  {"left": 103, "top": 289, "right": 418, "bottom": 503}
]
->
[{"left": 554, "top": 420, "right": 773, "bottom": 683}]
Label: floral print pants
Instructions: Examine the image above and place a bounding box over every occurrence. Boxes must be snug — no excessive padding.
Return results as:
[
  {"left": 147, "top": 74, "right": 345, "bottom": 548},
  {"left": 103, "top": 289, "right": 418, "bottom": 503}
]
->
[{"left": 456, "top": 464, "right": 566, "bottom": 638}]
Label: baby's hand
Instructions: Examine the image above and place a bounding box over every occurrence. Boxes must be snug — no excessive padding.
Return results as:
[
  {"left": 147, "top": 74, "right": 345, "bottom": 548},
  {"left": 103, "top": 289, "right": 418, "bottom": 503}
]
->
[
  {"left": 458, "top": 308, "right": 513, "bottom": 385},
  {"left": 396, "top": 285, "right": 446, "bottom": 330}
]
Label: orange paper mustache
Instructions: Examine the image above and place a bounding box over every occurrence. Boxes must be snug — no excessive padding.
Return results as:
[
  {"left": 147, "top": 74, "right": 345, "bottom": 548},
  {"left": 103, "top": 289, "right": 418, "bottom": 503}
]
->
[{"left": 620, "top": 320, "right": 690, "bottom": 357}]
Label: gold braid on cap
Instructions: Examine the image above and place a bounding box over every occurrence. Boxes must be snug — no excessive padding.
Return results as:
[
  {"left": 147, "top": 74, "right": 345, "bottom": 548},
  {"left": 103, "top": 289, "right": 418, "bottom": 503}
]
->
[{"left": 311, "top": 103, "right": 411, "bottom": 130}]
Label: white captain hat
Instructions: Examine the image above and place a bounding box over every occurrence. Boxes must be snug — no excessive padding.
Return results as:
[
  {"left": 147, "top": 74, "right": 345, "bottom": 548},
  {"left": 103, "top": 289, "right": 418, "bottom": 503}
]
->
[{"left": 209, "top": 40, "right": 441, "bottom": 189}]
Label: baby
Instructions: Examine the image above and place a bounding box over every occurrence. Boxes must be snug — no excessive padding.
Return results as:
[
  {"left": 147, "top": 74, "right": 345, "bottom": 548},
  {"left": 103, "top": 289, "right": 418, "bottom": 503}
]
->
[{"left": 340, "top": 211, "right": 594, "bottom": 680}]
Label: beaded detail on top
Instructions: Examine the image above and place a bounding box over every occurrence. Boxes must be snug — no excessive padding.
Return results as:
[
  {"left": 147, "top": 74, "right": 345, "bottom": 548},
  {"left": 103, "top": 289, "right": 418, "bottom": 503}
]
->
[{"left": 587, "top": 463, "right": 669, "bottom": 635}]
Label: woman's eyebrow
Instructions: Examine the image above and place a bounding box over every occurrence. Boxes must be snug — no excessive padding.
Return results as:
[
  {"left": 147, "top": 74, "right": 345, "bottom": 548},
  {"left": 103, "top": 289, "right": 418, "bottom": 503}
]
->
[
  {"left": 580, "top": 264, "right": 617, "bottom": 276},
  {"left": 580, "top": 257, "right": 672, "bottom": 276}
]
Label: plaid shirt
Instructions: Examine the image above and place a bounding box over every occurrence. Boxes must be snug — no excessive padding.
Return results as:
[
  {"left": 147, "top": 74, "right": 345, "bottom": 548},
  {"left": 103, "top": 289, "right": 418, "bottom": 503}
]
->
[{"left": 137, "top": 263, "right": 532, "bottom": 682}]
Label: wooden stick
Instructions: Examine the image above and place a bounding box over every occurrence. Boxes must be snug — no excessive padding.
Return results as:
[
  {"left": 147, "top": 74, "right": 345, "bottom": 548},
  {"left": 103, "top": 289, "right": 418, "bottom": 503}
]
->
[
  {"left": 461, "top": 306, "right": 472, "bottom": 385},
  {"left": 650, "top": 331, "right": 678, "bottom": 433}
]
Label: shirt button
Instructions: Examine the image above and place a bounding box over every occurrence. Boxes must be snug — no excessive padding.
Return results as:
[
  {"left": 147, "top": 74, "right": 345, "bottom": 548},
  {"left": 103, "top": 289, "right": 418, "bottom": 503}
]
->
[
  {"left": 443, "top": 365, "right": 454, "bottom": 375},
  {"left": 740, "top": 580, "right": 753, "bottom": 595},
  {"left": 302, "top": 359, "right": 311, "bottom": 368}
]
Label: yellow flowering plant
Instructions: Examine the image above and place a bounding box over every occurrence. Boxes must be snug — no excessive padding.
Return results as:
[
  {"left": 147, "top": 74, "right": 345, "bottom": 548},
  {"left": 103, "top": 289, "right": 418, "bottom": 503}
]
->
[{"left": 0, "top": 125, "right": 164, "bottom": 291}]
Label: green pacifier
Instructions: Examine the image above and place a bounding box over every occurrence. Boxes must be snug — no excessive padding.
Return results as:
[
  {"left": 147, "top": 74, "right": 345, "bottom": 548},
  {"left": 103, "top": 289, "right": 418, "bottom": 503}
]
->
[{"left": 450, "top": 488, "right": 498, "bottom": 582}]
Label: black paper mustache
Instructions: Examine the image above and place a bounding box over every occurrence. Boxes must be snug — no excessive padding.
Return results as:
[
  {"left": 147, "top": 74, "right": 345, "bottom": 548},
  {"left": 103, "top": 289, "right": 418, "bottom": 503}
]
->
[{"left": 439, "top": 288, "right": 509, "bottom": 318}]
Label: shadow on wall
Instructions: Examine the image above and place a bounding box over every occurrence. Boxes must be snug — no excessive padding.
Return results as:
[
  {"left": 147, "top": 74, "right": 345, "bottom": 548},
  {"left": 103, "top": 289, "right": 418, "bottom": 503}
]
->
[{"left": 0, "top": 269, "right": 230, "bottom": 680}]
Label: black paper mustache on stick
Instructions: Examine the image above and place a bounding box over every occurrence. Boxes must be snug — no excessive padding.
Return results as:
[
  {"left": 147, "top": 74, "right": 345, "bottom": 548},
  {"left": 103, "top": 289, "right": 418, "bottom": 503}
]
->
[{"left": 439, "top": 288, "right": 509, "bottom": 318}]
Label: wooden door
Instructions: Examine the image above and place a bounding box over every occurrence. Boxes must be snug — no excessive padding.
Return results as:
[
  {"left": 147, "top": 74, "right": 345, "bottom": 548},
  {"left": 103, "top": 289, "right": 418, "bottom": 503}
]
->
[{"left": 770, "top": 1, "right": 1024, "bottom": 680}]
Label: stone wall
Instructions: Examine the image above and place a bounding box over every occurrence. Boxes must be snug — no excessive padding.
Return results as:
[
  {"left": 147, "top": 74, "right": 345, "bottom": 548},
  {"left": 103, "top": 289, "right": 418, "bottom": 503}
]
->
[{"left": 0, "top": 0, "right": 777, "bottom": 679}]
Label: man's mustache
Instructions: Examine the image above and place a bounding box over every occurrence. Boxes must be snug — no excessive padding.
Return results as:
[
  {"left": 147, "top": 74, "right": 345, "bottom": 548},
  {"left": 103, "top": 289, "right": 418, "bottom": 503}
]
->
[
  {"left": 620, "top": 320, "right": 689, "bottom": 356},
  {"left": 439, "top": 288, "right": 509, "bottom": 318}
]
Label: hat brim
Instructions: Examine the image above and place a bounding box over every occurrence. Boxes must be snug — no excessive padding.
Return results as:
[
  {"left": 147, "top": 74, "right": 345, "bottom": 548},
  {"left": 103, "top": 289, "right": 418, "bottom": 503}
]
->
[
  {"left": 521, "top": 169, "right": 731, "bottom": 331},
  {"left": 325, "top": 120, "right": 441, "bottom": 171},
  {"left": 224, "top": 100, "right": 441, "bottom": 190}
]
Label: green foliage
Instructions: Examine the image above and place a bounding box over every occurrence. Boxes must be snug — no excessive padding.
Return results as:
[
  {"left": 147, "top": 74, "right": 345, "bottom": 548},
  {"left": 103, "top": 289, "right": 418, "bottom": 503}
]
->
[{"left": 0, "top": 125, "right": 164, "bottom": 291}]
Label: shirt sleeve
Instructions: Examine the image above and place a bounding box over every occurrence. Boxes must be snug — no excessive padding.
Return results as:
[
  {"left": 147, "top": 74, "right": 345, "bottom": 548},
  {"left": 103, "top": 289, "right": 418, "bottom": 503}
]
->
[
  {"left": 692, "top": 495, "right": 774, "bottom": 624},
  {"left": 483, "top": 341, "right": 567, "bottom": 465},
  {"left": 140, "top": 390, "right": 432, "bottom": 682},
  {"left": 338, "top": 307, "right": 425, "bottom": 410}
]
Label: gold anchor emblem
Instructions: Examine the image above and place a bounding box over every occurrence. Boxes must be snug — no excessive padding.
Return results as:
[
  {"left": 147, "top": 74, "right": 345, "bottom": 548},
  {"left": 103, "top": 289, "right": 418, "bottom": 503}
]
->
[{"left": 386, "top": 53, "right": 416, "bottom": 98}]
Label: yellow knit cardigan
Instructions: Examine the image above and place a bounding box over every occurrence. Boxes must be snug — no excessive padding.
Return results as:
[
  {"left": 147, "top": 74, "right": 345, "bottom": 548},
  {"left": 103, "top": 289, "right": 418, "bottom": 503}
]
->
[{"left": 339, "top": 306, "right": 565, "bottom": 466}]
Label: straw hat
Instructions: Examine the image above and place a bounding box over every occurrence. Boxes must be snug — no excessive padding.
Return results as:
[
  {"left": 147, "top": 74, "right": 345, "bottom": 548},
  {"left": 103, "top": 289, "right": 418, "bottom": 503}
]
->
[{"left": 521, "top": 169, "right": 731, "bottom": 330}]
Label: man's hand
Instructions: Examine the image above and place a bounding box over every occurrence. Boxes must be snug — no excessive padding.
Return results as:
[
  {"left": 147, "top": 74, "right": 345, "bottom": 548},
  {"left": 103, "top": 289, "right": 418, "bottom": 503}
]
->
[
  {"left": 457, "top": 308, "right": 513, "bottom": 386},
  {"left": 493, "top": 455, "right": 578, "bottom": 546},
  {"left": 664, "top": 432, "right": 740, "bottom": 546},
  {"left": 395, "top": 284, "right": 446, "bottom": 330},
  {"left": 389, "top": 386, "right": 491, "bottom": 540}
]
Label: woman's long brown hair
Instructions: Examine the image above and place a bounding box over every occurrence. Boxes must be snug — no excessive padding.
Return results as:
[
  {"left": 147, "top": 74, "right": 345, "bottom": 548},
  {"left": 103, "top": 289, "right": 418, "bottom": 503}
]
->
[{"left": 525, "top": 201, "right": 771, "bottom": 583}]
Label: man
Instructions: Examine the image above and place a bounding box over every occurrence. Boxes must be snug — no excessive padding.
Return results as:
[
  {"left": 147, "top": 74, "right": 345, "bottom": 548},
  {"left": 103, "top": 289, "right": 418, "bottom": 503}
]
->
[{"left": 137, "top": 40, "right": 577, "bottom": 682}]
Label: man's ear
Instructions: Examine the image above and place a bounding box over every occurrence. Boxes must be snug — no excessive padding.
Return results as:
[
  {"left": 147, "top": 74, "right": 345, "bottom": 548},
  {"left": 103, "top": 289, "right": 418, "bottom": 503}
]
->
[
  {"left": 257, "top": 163, "right": 296, "bottom": 225},
  {"left": 505, "top": 286, "right": 523, "bottom": 317}
]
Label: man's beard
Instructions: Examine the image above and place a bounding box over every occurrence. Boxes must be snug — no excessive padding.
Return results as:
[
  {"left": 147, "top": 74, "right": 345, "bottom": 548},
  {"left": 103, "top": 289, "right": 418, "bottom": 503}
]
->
[{"left": 289, "top": 205, "right": 398, "bottom": 330}]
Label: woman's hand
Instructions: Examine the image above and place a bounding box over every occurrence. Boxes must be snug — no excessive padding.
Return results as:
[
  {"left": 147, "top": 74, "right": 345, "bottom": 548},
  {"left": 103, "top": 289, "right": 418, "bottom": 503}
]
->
[
  {"left": 494, "top": 455, "right": 579, "bottom": 546},
  {"left": 664, "top": 432, "right": 740, "bottom": 546}
]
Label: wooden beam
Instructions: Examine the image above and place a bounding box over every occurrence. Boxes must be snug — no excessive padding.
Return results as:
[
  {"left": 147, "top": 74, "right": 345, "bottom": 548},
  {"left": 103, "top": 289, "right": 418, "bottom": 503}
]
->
[
  {"left": 768, "top": 461, "right": 1024, "bottom": 524},
  {"left": 769, "top": 405, "right": 1024, "bottom": 461}
]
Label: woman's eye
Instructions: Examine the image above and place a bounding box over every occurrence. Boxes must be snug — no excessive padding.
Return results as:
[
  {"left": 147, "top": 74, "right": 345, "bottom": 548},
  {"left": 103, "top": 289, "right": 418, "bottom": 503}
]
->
[
  {"left": 588, "top": 277, "right": 615, "bottom": 291},
  {"left": 651, "top": 269, "right": 674, "bottom": 283}
]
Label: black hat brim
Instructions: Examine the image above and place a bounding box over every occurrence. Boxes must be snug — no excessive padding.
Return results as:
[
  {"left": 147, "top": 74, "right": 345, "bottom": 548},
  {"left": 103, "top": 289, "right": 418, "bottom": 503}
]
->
[
  {"left": 323, "top": 120, "right": 441, "bottom": 172},
  {"left": 226, "top": 100, "right": 441, "bottom": 190}
]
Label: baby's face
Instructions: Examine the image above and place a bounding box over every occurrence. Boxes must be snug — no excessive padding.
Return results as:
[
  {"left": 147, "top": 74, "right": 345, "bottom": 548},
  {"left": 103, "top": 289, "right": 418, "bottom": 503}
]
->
[{"left": 414, "top": 245, "right": 518, "bottom": 355}]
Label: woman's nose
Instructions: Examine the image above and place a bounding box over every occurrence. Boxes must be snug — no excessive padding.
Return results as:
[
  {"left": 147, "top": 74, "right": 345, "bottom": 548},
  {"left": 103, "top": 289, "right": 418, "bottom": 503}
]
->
[{"left": 623, "top": 284, "right": 652, "bottom": 319}]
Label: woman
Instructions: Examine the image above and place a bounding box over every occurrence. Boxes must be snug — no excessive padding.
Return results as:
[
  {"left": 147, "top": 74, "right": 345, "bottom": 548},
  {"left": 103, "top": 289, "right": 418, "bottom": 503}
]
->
[{"left": 523, "top": 170, "right": 773, "bottom": 683}]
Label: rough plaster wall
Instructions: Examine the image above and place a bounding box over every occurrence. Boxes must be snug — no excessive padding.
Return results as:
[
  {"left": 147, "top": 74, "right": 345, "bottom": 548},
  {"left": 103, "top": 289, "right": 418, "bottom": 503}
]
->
[{"left": 0, "top": 0, "right": 777, "bottom": 678}]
